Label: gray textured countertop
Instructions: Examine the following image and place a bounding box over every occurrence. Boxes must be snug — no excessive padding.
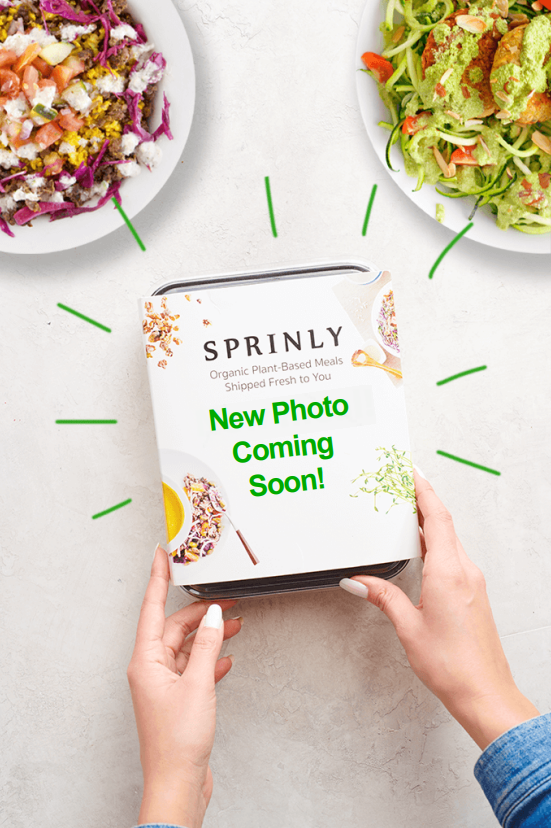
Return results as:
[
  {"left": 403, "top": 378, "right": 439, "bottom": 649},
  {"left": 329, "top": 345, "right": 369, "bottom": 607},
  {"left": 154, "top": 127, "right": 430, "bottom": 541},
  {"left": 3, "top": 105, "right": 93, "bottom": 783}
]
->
[{"left": 1, "top": 1, "right": 550, "bottom": 826}]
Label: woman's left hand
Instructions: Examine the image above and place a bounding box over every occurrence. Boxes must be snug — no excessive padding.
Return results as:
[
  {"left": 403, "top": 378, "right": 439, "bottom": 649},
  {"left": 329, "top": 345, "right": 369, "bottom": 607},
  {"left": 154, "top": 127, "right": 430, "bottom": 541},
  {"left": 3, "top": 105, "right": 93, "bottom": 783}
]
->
[{"left": 127, "top": 545, "right": 243, "bottom": 828}]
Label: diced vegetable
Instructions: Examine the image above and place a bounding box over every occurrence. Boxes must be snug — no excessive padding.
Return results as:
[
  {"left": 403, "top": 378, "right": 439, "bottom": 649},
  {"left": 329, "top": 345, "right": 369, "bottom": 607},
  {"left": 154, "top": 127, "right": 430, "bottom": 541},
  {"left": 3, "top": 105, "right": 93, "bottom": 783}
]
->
[
  {"left": 0, "top": 69, "right": 21, "bottom": 99},
  {"left": 32, "top": 103, "right": 58, "bottom": 122},
  {"left": 402, "top": 112, "right": 430, "bottom": 135},
  {"left": 35, "top": 121, "right": 64, "bottom": 149},
  {"left": 61, "top": 55, "right": 85, "bottom": 77},
  {"left": 51, "top": 63, "right": 75, "bottom": 92},
  {"left": 43, "top": 152, "right": 64, "bottom": 176},
  {"left": 33, "top": 57, "right": 53, "bottom": 78},
  {"left": 361, "top": 52, "right": 394, "bottom": 84},
  {"left": 0, "top": 50, "right": 17, "bottom": 69},
  {"left": 58, "top": 108, "right": 85, "bottom": 131},
  {"left": 450, "top": 146, "right": 479, "bottom": 166},
  {"left": 22, "top": 65, "right": 39, "bottom": 103},
  {"left": 39, "top": 42, "right": 74, "bottom": 67},
  {"left": 13, "top": 44, "right": 42, "bottom": 74}
]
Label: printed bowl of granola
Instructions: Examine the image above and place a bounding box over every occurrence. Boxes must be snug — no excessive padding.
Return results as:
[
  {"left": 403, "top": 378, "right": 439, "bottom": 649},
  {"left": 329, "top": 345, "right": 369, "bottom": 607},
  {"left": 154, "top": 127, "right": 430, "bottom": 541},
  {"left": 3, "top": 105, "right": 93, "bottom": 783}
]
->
[
  {"left": 160, "top": 450, "right": 231, "bottom": 567},
  {"left": 0, "top": 0, "right": 195, "bottom": 253}
]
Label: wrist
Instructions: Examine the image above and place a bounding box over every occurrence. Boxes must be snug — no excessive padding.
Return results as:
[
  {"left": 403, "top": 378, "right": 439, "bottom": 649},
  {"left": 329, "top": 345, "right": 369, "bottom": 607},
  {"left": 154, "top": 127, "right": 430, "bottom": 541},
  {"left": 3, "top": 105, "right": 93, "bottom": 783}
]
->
[
  {"left": 139, "top": 776, "right": 206, "bottom": 828},
  {"left": 449, "top": 686, "right": 539, "bottom": 751}
]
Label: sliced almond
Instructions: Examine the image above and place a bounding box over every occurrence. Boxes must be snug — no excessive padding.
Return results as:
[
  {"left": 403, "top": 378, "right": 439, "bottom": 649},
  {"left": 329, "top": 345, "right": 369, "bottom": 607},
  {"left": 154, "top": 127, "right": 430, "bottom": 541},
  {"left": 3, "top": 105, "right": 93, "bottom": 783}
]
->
[
  {"left": 496, "top": 0, "right": 508, "bottom": 16},
  {"left": 465, "top": 118, "right": 484, "bottom": 126},
  {"left": 478, "top": 135, "right": 492, "bottom": 158},
  {"left": 496, "top": 90, "right": 513, "bottom": 104},
  {"left": 433, "top": 146, "right": 453, "bottom": 177},
  {"left": 495, "top": 109, "right": 512, "bottom": 119},
  {"left": 445, "top": 110, "right": 462, "bottom": 120},
  {"left": 392, "top": 25, "right": 405, "bottom": 43},
  {"left": 440, "top": 67, "right": 453, "bottom": 84},
  {"left": 448, "top": 162, "right": 457, "bottom": 177},
  {"left": 456, "top": 14, "right": 487, "bottom": 33},
  {"left": 532, "top": 130, "right": 551, "bottom": 155}
]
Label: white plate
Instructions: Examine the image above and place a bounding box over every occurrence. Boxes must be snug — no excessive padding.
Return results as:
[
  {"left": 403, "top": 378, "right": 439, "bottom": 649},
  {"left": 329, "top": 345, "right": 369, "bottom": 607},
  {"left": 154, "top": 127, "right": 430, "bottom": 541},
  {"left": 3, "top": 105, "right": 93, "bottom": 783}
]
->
[
  {"left": 0, "top": 0, "right": 195, "bottom": 254},
  {"left": 355, "top": 0, "right": 551, "bottom": 254}
]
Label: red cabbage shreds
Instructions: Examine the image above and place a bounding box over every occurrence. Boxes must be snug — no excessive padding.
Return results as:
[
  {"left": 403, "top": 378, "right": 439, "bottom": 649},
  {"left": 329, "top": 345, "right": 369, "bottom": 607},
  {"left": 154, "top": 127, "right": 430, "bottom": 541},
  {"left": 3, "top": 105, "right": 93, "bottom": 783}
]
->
[
  {"left": 124, "top": 91, "right": 150, "bottom": 141},
  {"left": 0, "top": 216, "right": 15, "bottom": 238},
  {"left": 51, "top": 180, "right": 121, "bottom": 220},
  {"left": 104, "top": 0, "right": 120, "bottom": 24},
  {"left": 134, "top": 22, "right": 147, "bottom": 43},
  {"left": 152, "top": 94, "right": 173, "bottom": 142},
  {"left": 0, "top": 171, "right": 26, "bottom": 193},
  {"left": 39, "top": 0, "right": 94, "bottom": 24},
  {"left": 149, "top": 51, "right": 167, "bottom": 74},
  {"left": 15, "top": 201, "right": 71, "bottom": 225},
  {"left": 94, "top": 14, "right": 112, "bottom": 66}
]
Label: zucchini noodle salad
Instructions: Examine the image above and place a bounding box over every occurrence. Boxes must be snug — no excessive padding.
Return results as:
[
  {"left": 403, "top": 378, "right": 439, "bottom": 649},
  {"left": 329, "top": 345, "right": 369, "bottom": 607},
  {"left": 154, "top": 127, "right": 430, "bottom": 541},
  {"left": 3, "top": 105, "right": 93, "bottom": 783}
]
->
[
  {"left": 362, "top": 0, "right": 551, "bottom": 233},
  {"left": 0, "top": 0, "right": 172, "bottom": 237}
]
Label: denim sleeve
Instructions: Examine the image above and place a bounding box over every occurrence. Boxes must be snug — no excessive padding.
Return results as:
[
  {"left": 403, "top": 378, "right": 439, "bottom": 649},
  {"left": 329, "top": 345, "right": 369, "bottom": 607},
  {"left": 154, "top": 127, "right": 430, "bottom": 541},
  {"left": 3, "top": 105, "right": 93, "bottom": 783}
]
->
[{"left": 474, "top": 712, "right": 551, "bottom": 827}]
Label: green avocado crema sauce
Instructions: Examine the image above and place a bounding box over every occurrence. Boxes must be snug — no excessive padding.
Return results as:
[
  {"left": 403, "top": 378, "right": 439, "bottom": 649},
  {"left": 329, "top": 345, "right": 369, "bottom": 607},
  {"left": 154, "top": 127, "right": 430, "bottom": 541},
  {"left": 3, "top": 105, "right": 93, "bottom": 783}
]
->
[
  {"left": 490, "top": 15, "right": 551, "bottom": 121},
  {"left": 497, "top": 170, "right": 551, "bottom": 229},
  {"left": 419, "top": 4, "right": 505, "bottom": 119}
]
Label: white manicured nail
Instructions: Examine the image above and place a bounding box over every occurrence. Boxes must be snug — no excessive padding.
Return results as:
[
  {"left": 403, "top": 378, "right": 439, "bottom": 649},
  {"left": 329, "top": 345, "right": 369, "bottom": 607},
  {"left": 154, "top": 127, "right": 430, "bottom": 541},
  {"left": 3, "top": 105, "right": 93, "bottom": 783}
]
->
[
  {"left": 339, "top": 578, "right": 369, "bottom": 599},
  {"left": 414, "top": 465, "right": 427, "bottom": 480},
  {"left": 205, "top": 604, "right": 223, "bottom": 629},
  {"left": 153, "top": 543, "right": 161, "bottom": 560}
]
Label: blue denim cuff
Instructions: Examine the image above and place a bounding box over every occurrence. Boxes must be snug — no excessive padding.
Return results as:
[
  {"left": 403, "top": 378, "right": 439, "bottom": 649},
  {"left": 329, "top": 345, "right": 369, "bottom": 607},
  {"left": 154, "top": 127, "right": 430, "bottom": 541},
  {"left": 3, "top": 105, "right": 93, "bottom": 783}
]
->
[{"left": 474, "top": 712, "right": 551, "bottom": 827}]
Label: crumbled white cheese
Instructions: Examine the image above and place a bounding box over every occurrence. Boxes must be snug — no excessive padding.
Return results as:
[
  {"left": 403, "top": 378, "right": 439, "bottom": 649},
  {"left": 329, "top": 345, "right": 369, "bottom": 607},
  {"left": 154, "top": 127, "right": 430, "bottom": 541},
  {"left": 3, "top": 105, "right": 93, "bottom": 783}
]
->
[
  {"left": 110, "top": 23, "right": 138, "bottom": 42},
  {"left": 15, "top": 143, "right": 40, "bottom": 161},
  {"left": 31, "top": 85, "right": 57, "bottom": 110},
  {"left": 129, "top": 60, "right": 164, "bottom": 94},
  {"left": 62, "top": 84, "right": 93, "bottom": 114},
  {"left": 13, "top": 187, "right": 40, "bottom": 202},
  {"left": 0, "top": 132, "right": 8, "bottom": 147},
  {"left": 119, "top": 160, "right": 141, "bottom": 178},
  {"left": 137, "top": 141, "right": 162, "bottom": 169},
  {"left": 120, "top": 132, "right": 141, "bottom": 156},
  {"left": 0, "top": 194, "right": 16, "bottom": 212},
  {"left": 48, "top": 191, "right": 65, "bottom": 204},
  {"left": 81, "top": 180, "right": 109, "bottom": 204},
  {"left": 3, "top": 28, "right": 56, "bottom": 55},
  {"left": 4, "top": 94, "right": 28, "bottom": 120},
  {"left": 95, "top": 73, "right": 125, "bottom": 95},
  {"left": 58, "top": 173, "right": 77, "bottom": 189},
  {"left": 59, "top": 24, "right": 96, "bottom": 41},
  {"left": 131, "top": 42, "right": 155, "bottom": 60},
  {"left": 0, "top": 148, "right": 20, "bottom": 167},
  {"left": 58, "top": 141, "right": 74, "bottom": 155},
  {"left": 26, "top": 176, "right": 43, "bottom": 192}
]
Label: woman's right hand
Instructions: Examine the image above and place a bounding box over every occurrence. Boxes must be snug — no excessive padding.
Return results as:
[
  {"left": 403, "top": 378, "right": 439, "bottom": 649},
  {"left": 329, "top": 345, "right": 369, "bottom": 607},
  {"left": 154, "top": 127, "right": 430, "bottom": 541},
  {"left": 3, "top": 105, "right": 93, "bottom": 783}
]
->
[{"left": 340, "top": 470, "right": 539, "bottom": 750}]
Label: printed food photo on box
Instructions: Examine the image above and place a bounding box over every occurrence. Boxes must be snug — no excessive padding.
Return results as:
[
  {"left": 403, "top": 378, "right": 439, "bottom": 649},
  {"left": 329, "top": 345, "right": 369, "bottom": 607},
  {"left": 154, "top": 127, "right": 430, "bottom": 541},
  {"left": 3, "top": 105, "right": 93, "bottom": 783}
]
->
[{"left": 140, "top": 265, "right": 422, "bottom": 588}]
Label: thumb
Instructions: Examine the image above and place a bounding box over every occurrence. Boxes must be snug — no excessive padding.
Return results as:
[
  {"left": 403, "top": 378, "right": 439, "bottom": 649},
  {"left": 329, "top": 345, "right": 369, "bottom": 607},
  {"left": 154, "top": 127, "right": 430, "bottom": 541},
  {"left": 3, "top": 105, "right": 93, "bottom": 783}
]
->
[
  {"left": 340, "top": 576, "right": 417, "bottom": 637},
  {"left": 184, "top": 604, "right": 225, "bottom": 690}
]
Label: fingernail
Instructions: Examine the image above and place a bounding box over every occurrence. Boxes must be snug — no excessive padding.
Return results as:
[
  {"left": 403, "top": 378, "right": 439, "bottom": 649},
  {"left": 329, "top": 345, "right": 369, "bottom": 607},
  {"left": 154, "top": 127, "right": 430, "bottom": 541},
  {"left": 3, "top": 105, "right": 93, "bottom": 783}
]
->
[
  {"left": 233, "top": 616, "right": 244, "bottom": 626},
  {"left": 339, "top": 578, "right": 369, "bottom": 599},
  {"left": 414, "top": 465, "right": 427, "bottom": 480},
  {"left": 205, "top": 604, "right": 223, "bottom": 629},
  {"left": 227, "top": 654, "right": 235, "bottom": 665},
  {"left": 153, "top": 543, "right": 161, "bottom": 560}
]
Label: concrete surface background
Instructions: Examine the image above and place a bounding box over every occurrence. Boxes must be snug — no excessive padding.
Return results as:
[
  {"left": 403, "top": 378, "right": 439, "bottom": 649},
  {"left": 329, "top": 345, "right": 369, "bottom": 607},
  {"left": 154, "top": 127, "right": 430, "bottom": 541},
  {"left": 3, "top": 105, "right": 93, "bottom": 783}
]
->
[{"left": 1, "top": 1, "right": 550, "bottom": 826}]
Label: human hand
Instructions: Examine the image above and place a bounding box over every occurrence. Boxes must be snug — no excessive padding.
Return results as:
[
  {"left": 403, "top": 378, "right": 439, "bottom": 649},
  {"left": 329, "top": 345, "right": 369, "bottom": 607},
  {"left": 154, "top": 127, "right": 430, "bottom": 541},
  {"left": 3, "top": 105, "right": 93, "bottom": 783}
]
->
[
  {"left": 127, "top": 545, "right": 243, "bottom": 828},
  {"left": 340, "top": 471, "right": 539, "bottom": 750}
]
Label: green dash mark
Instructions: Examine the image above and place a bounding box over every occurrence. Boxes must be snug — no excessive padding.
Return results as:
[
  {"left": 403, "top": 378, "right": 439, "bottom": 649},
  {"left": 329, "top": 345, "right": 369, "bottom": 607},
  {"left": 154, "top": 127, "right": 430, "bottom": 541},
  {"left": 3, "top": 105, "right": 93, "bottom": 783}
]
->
[
  {"left": 92, "top": 498, "right": 132, "bottom": 519},
  {"left": 362, "top": 185, "right": 378, "bottom": 236},
  {"left": 265, "top": 176, "right": 278, "bottom": 237},
  {"left": 437, "top": 450, "right": 501, "bottom": 476},
  {"left": 112, "top": 197, "right": 146, "bottom": 251},
  {"left": 57, "top": 303, "right": 111, "bottom": 332},
  {"left": 437, "top": 366, "right": 487, "bottom": 386},
  {"left": 429, "top": 222, "right": 473, "bottom": 279},
  {"left": 56, "top": 420, "right": 118, "bottom": 424}
]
